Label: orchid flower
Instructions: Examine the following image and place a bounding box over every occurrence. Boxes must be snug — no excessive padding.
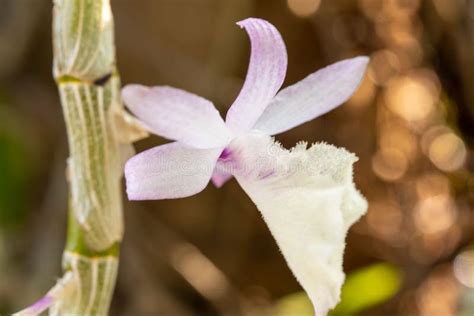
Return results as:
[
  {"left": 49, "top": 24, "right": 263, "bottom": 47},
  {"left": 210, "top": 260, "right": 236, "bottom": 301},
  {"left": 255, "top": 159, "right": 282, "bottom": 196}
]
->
[{"left": 122, "top": 18, "right": 368, "bottom": 316}]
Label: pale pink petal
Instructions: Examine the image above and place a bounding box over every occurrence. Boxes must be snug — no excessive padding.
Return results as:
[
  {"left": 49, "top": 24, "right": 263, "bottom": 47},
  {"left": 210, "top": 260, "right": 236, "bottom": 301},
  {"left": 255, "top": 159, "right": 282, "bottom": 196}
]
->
[
  {"left": 14, "top": 296, "right": 53, "bottom": 315},
  {"left": 125, "top": 142, "right": 222, "bottom": 200},
  {"left": 14, "top": 272, "right": 74, "bottom": 316},
  {"left": 254, "top": 56, "right": 369, "bottom": 135},
  {"left": 122, "top": 85, "right": 231, "bottom": 149},
  {"left": 225, "top": 18, "right": 288, "bottom": 133}
]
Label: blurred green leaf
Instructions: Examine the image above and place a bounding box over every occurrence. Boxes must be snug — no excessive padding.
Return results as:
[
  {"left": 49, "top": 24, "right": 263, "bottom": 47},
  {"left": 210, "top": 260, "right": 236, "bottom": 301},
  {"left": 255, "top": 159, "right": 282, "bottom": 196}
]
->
[
  {"left": 459, "top": 288, "right": 474, "bottom": 316},
  {"left": 0, "top": 99, "right": 33, "bottom": 228},
  {"left": 276, "top": 263, "right": 402, "bottom": 316},
  {"left": 277, "top": 291, "right": 313, "bottom": 316},
  {"left": 331, "top": 263, "right": 401, "bottom": 315}
]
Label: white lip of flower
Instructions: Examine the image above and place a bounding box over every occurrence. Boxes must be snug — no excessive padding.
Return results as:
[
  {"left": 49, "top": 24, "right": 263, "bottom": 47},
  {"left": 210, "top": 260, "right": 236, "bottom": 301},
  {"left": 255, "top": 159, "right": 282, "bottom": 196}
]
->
[{"left": 121, "top": 18, "right": 369, "bottom": 316}]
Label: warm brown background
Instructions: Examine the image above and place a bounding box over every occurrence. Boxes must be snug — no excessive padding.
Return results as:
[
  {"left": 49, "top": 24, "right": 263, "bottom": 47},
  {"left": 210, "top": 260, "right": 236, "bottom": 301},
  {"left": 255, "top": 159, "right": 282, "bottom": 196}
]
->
[{"left": 0, "top": 0, "right": 473, "bottom": 315}]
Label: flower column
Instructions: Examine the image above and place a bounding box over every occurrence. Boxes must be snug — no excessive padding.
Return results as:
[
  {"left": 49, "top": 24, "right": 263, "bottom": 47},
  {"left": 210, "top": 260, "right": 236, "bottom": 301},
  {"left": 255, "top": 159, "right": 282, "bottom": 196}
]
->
[{"left": 52, "top": 0, "right": 124, "bottom": 314}]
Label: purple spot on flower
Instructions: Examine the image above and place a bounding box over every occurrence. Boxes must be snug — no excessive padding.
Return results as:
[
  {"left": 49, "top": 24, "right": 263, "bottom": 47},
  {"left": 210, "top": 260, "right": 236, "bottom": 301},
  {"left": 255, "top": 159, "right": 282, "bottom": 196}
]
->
[
  {"left": 260, "top": 170, "right": 275, "bottom": 179},
  {"left": 219, "top": 148, "right": 232, "bottom": 160}
]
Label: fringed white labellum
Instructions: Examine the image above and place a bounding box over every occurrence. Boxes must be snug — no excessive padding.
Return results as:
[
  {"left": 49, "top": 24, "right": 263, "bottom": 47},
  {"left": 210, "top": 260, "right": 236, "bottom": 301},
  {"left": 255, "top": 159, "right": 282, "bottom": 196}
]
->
[{"left": 228, "top": 133, "right": 368, "bottom": 315}]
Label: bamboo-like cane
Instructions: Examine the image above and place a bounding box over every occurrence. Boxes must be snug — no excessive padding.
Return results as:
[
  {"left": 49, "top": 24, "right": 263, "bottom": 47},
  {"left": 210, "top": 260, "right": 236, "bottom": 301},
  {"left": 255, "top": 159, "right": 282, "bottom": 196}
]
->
[{"left": 15, "top": 1, "right": 148, "bottom": 314}]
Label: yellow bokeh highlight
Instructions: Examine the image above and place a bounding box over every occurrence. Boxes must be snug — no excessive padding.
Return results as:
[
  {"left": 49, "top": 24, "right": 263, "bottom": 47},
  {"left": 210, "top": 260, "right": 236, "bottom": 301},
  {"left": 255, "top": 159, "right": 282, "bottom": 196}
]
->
[
  {"left": 428, "top": 132, "right": 466, "bottom": 172},
  {"left": 414, "top": 195, "right": 457, "bottom": 235},
  {"left": 287, "top": 0, "right": 321, "bottom": 17},
  {"left": 385, "top": 74, "right": 436, "bottom": 122},
  {"left": 372, "top": 148, "right": 408, "bottom": 181}
]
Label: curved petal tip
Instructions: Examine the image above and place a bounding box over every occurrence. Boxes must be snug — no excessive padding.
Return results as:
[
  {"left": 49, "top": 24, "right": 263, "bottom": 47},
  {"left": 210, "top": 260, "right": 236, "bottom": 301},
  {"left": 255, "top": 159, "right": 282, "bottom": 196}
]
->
[
  {"left": 226, "top": 17, "right": 288, "bottom": 133},
  {"left": 121, "top": 84, "right": 149, "bottom": 105},
  {"left": 236, "top": 17, "right": 261, "bottom": 28}
]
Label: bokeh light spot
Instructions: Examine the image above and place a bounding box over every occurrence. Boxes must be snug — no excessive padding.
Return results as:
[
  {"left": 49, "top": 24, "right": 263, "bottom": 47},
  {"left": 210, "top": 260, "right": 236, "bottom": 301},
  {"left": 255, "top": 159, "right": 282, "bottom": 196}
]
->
[
  {"left": 287, "top": 0, "right": 321, "bottom": 17},
  {"left": 453, "top": 249, "right": 474, "bottom": 288},
  {"left": 347, "top": 75, "right": 376, "bottom": 108},
  {"left": 372, "top": 148, "right": 408, "bottom": 181},
  {"left": 369, "top": 50, "right": 401, "bottom": 86},
  {"left": 428, "top": 132, "right": 466, "bottom": 172},
  {"left": 367, "top": 201, "right": 402, "bottom": 242},
  {"left": 416, "top": 266, "right": 461, "bottom": 316},
  {"left": 415, "top": 172, "right": 450, "bottom": 199},
  {"left": 385, "top": 74, "right": 436, "bottom": 122},
  {"left": 378, "top": 125, "right": 417, "bottom": 160},
  {"left": 414, "top": 195, "right": 457, "bottom": 235}
]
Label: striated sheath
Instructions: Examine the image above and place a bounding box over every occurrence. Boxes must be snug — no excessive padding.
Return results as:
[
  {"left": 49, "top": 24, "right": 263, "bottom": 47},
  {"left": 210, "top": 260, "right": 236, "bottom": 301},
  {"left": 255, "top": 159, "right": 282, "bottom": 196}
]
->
[
  {"left": 51, "top": 0, "right": 127, "bottom": 314},
  {"left": 53, "top": 0, "right": 115, "bottom": 81},
  {"left": 50, "top": 252, "right": 119, "bottom": 316},
  {"left": 59, "top": 76, "right": 124, "bottom": 251}
]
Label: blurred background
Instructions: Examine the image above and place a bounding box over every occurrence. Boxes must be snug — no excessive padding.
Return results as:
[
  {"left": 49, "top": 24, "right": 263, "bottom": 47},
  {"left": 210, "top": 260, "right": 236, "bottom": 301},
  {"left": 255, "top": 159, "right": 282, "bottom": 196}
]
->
[{"left": 0, "top": 0, "right": 473, "bottom": 315}]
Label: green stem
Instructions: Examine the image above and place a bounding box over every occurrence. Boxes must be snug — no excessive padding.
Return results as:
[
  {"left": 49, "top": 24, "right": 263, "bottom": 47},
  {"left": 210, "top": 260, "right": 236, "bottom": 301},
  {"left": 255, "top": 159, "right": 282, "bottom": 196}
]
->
[{"left": 51, "top": 0, "right": 125, "bottom": 314}]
